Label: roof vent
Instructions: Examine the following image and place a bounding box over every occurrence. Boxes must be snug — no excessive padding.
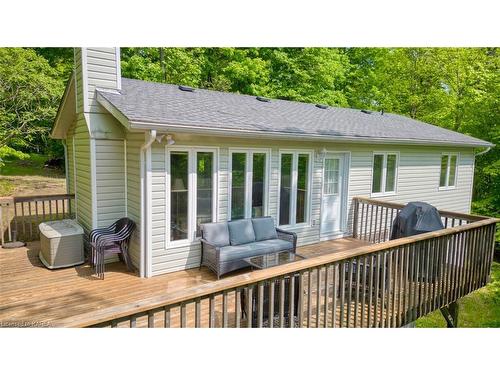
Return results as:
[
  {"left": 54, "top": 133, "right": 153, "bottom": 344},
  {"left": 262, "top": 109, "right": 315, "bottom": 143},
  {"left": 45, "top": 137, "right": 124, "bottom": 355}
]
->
[
  {"left": 178, "top": 85, "right": 195, "bottom": 92},
  {"left": 256, "top": 96, "right": 270, "bottom": 102},
  {"left": 315, "top": 104, "right": 328, "bottom": 109},
  {"left": 361, "top": 109, "right": 372, "bottom": 114}
]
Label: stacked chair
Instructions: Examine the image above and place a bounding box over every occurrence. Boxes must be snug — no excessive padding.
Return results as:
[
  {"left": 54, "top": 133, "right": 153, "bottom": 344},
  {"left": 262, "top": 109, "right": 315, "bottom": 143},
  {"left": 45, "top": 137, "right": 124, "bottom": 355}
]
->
[{"left": 90, "top": 218, "right": 136, "bottom": 279}]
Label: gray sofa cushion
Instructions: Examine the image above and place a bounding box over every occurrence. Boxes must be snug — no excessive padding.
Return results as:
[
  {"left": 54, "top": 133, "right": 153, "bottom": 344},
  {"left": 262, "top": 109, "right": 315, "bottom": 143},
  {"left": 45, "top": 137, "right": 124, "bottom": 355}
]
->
[
  {"left": 201, "top": 222, "right": 230, "bottom": 247},
  {"left": 228, "top": 219, "right": 256, "bottom": 245},
  {"left": 252, "top": 217, "right": 278, "bottom": 241},
  {"left": 219, "top": 239, "right": 293, "bottom": 262},
  {"left": 259, "top": 239, "right": 293, "bottom": 253}
]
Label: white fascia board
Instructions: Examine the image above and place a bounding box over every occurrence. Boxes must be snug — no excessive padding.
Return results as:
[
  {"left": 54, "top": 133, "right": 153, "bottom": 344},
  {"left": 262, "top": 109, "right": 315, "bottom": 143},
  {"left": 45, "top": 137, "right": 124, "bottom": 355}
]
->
[
  {"left": 95, "top": 91, "right": 132, "bottom": 130},
  {"left": 128, "top": 120, "right": 493, "bottom": 148},
  {"left": 51, "top": 71, "right": 76, "bottom": 139}
]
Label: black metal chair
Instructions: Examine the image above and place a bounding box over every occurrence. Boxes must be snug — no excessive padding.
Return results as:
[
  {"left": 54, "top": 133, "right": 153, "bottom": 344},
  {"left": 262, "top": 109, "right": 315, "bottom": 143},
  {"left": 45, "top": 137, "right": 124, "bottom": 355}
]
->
[{"left": 90, "top": 218, "right": 136, "bottom": 279}]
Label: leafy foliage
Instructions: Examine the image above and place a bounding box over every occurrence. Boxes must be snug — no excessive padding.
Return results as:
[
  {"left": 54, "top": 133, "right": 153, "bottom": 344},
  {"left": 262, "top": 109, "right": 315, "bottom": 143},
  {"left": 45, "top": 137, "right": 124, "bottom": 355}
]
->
[
  {"left": 0, "top": 48, "right": 65, "bottom": 164},
  {"left": 0, "top": 47, "right": 498, "bottom": 220}
]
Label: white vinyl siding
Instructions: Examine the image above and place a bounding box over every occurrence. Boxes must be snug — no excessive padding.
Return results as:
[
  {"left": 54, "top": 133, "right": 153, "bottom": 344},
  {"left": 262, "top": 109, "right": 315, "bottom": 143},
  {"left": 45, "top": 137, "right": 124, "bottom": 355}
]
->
[
  {"left": 147, "top": 137, "right": 474, "bottom": 276},
  {"left": 74, "top": 49, "right": 83, "bottom": 113},
  {"left": 65, "top": 129, "right": 75, "bottom": 195},
  {"left": 69, "top": 115, "right": 93, "bottom": 233},
  {"left": 125, "top": 133, "right": 143, "bottom": 269},
  {"left": 95, "top": 139, "right": 126, "bottom": 228},
  {"left": 75, "top": 48, "right": 120, "bottom": 114}
]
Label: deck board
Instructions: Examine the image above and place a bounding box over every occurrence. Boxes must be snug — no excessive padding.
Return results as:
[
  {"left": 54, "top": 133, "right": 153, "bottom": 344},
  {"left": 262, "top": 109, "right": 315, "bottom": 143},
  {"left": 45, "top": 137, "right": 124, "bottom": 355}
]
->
[{"left": 0, "top": 237, "right": 368, "bottom": 327}]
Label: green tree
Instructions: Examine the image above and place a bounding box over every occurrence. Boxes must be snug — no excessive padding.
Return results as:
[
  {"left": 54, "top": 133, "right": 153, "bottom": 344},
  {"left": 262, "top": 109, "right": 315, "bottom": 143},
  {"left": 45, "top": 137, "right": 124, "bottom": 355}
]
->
[
  {"left": 0, "top": 48, "right": 64, "bottom": 164},
  {"left": 346, "top": 47, "right": 499, "bottom": 218}
]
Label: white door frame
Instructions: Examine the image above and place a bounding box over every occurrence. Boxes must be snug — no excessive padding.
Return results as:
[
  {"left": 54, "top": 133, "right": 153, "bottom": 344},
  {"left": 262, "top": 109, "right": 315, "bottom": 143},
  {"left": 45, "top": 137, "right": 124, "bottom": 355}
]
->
[{"left": 319, "top": 151, "right": 350, "bottom": 240}]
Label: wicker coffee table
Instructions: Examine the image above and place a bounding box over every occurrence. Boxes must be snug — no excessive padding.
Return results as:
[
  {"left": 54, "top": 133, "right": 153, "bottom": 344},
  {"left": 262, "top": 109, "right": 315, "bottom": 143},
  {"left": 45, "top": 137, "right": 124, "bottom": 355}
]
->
[{"left": 242, "top": 251, "right": 305, "bottom": 327}]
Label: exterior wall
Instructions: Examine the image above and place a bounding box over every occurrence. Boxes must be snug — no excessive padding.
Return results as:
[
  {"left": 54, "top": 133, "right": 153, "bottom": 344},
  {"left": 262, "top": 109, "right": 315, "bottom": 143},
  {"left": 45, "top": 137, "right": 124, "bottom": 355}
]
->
[
  {"left": 75, "top": 49, "right": 83, "bottom": 114},
  {"left": 75, "top": 47, "right": 120, "bottom": 114},
  {"left": 65, "top": 126, "right": 75, "bottom": 195},
  {"left": 71, "top": 47, "right": 124, "bottom": 234},
  {"left": 149, "top": 134, "right": 475, "bottom": 276},
  {"left": 66, "top": 114, "right": 93, "bottom": 233},
  {"left": 125, "top": 132, "right": 143, "bottom": 269},
  {"left": 345, "top": 146, "right": 474, "bottom": 234},
  {"left": 94, "top": 139, "right": 127, "bottom": 228}
]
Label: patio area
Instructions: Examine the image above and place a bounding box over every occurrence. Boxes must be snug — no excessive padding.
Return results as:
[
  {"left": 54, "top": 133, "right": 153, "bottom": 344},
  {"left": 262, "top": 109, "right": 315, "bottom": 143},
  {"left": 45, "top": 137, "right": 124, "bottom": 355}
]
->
[
  {"left": 1, "top": 196, "right": 497, "bottom": 328},
  {"left": 0, "top": 237, "right": 367, "bottom": 327}
]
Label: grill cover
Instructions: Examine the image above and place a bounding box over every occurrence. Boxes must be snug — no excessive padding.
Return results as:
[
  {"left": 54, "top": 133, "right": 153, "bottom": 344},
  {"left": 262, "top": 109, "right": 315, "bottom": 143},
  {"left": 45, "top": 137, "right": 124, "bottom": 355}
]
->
[{"left": 390, "top": 202, "right": 444, "bottom": 240}]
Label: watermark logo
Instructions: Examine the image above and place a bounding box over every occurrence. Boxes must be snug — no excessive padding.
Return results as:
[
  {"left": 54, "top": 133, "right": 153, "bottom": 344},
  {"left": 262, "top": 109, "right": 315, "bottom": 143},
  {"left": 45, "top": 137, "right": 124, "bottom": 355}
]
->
[{"left": 0, "top": 320, "right": 52, "bottom": 328}]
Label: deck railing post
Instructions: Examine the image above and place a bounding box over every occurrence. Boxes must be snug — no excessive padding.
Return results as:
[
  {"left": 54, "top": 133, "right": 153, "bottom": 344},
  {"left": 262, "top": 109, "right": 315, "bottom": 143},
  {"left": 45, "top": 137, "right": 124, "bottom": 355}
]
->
[{"left": 352, "top": 198, "right": 359, "bottom": 239}]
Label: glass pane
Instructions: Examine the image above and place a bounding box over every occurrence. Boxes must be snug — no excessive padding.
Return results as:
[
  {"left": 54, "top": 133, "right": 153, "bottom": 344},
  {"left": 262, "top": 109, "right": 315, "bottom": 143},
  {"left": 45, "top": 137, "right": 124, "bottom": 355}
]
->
[
  {"left": 324, "top": 158, "right": 339, "bottom": 195},
  {"left": 385, "top": 154, "right": 397, "bottom": 192},
  {"left": 170, "top": 152, "right": 189, "bottom": 241},
  {"left": 448, "top": 155, "right": 457, "bottom": 186},
  {"left": 279, "top": 154, "right": 293, "bottom": 225},
  {"left": 252, "top": 153, "right": 266, "bottom": 217},
  {"left": 296, "top": 154, "right": 309, "bottom": 224},
  {"left": 440, "top": 155, "right": 449, "bottom": 187},
  {"left": 196, "top": 152, "right": 213, "bottom": 237},
  {"left": 372, "top": 154, "right": 383, "bottom": 193},
  {"left": 231, "top": 153, "right": 246, "bottom": 219}
]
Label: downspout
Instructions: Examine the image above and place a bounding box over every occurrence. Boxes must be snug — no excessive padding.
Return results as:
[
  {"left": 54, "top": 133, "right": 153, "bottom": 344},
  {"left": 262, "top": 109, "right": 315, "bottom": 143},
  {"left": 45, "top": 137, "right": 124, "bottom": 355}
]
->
[
  {"left": 140, "top": 130, "right": 157, "bottom": 278},
  {"left": 474, "top": 146, "right": 492, "bottom": 157}
]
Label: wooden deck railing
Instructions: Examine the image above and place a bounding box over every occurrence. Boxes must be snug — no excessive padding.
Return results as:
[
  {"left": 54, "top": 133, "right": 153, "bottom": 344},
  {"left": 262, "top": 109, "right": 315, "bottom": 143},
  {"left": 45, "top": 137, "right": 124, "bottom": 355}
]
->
[
  {"left": 55, "top": 197, "right": 498, "bottom": 328},
  {"left": 0, "top": 194, "right": 75, "bottom": 245},
  {"left": 351, "top": 197, "right": 490, "bottom": 243}
]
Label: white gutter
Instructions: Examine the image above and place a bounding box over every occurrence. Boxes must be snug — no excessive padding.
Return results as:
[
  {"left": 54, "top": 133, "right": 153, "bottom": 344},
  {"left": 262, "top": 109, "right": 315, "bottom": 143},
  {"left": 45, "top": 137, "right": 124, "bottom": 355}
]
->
[
  {"left": 475, "top": 146, "right": 492, "bottom": 157},
  {"left": 129, "top": 120, "right": 493, "bottom": 149},
  {"left": 140, "top": 130, "right": 157, "bottom": 278}
]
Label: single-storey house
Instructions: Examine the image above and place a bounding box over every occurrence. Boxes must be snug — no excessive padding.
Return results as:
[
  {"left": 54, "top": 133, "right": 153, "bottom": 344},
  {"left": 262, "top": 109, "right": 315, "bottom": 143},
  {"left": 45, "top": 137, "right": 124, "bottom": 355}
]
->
[{"left": 51, "top": 47, "right": 493, "bottom": 278}]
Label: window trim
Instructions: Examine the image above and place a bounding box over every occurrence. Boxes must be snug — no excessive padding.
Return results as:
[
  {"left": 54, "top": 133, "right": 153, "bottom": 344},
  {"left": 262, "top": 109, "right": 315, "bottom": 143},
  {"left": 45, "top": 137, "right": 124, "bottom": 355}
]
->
[
  {"left": 370, "top": 151, "right": 399, "bottom": 198},
  {"left": 227, "top": 148, "right": 271, "bottom": 220},
  {"left": 438, "top": 152, "right": 459, "bottom": 191},
  {"left": 277, "top": 149, "right": 314, "bottom": 229},
  {"left": 165, "top": 145, "right": 219, "bottom": 248}
]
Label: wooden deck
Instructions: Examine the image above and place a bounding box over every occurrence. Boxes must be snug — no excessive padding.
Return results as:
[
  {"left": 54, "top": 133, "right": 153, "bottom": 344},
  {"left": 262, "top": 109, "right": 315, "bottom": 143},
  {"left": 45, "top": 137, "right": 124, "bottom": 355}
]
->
[{"left": 0, "top": 237, "right": 367, "bottom": 327}]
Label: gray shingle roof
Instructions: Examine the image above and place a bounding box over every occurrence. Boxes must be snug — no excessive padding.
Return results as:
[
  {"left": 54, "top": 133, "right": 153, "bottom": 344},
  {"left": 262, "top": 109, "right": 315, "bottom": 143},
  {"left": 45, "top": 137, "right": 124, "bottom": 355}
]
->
[{"left": 97, "top": 78, "right": 492, "bottom": 147}]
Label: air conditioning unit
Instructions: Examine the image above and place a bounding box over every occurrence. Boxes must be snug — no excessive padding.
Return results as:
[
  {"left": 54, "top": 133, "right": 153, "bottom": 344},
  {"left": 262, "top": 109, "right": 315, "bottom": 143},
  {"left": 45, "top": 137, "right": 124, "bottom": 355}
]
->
[{"left": 39, "top": 219, "right": 84, "bottom": 269}]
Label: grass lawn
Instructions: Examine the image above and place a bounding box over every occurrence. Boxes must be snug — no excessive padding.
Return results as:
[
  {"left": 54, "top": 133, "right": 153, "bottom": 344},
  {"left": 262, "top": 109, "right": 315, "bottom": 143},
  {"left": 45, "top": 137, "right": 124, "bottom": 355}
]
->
[
  {"left": 0, "top": 154, "right": 66, "bottom": 196},
  {"left": 416, "top": 260, "right": 500, "bottom": 327},
  {"left": 0, "top": 179, "right": 14, "bottom": 196},
  {"left": 0, "top": 154, "right": 64, "bottom": 178}
]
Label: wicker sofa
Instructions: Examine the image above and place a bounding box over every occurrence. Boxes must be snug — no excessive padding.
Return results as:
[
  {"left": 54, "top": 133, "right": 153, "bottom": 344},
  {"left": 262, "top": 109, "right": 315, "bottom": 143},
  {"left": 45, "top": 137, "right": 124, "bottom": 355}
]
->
[{"left": 200, "top": 217, "right": 297, "bottom": 279}]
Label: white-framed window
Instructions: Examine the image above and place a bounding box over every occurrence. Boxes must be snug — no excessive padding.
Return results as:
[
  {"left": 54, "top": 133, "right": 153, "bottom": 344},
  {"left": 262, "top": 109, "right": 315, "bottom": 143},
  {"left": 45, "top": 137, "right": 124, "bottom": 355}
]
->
[
  {"left": 166, "top": 146, "right": 218, "bottom": 246},
  {"left": 278, "top": 150, "right": 313, "bottom": 227},
  {"left": 439, "top": 153, "right": 458, "bottom": 189},
  {"left": 228, "top": 148, "right": 270, "bottom": 220},
  {"left": 371, "top": 152, "right": 398, "bottom": 196}
]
